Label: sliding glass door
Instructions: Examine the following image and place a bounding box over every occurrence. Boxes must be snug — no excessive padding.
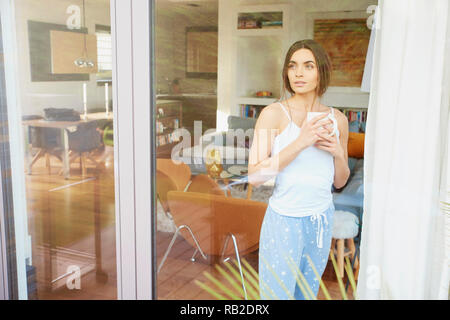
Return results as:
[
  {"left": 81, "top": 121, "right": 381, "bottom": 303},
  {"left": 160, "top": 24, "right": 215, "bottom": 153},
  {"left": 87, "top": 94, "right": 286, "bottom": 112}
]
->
[
  {"left": 0, "top": 0, "right": 118, "bottom": 299},
  {"left": 152, "top": 0, "right": 372, "bottom": 300},
  {"left": 0, "top": 0, "right": 154, "bottom": 300}
]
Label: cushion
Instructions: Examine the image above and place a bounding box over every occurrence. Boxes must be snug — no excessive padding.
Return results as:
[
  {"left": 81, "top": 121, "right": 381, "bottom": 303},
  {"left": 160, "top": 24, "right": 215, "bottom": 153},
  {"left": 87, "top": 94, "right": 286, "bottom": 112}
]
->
[
  {"left": 227, "top": 116, "right": 257, "bottom": 131},
  {"left": 347, "top": 132, "right": 365, "bottom": 158},
  {"left": 227, "top": 116, "right": 256, "bottom": 148},
  {"left": 332, "top": 210, "right": 360, "bottom": 239},
  {"left": 348, "top": 157, "right": 357, "bottom": 174},
  {"left": 360, "top": 122, "right": 366, "bottom": 133},
  {"left": 349, "top": 120, "right": 360, "bottom": 133}
]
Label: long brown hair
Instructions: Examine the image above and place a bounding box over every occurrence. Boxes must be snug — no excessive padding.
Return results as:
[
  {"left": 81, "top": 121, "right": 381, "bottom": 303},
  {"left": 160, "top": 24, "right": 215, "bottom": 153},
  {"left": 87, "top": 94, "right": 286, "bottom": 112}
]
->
[{"left": 281, "top": 39, "right": 332, "bottom": 100}]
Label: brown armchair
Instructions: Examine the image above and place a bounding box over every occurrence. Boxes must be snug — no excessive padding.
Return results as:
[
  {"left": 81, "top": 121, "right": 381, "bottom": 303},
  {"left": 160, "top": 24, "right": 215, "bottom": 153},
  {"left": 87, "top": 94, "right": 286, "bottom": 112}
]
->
[
  {"left": 158, "top": 191, "right": 267, "bottom": 299},
  {"left": 155, "top": 158, "right": 226, "bottom": 218}
]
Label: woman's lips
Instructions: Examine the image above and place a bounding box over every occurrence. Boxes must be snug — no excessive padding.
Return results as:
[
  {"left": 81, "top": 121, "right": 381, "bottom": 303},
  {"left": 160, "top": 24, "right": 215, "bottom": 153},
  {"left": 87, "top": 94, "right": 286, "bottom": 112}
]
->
[{"left": 294, "top": 81, "right": 306, "bottom": 87}]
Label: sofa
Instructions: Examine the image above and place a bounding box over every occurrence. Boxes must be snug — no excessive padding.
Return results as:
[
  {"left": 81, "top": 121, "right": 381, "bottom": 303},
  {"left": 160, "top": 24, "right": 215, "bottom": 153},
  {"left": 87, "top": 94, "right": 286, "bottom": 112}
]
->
[{"left": 200, "top": 115, "right": 256, "bottom": 149}]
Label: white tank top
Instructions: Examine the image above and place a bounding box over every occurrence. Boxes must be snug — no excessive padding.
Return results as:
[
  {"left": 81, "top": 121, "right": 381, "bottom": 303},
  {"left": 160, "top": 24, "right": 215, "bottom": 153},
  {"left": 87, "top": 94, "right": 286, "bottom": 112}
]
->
[{"left": 268, "top": 102, "right": 340, "bottom": 218}]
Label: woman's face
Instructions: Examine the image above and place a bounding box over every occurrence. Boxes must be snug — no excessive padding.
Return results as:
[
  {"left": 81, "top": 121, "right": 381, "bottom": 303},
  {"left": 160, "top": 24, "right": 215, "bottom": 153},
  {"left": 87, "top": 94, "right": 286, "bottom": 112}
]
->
[{"left": 287, "top": 48, "right": 319, "bottom": 95}]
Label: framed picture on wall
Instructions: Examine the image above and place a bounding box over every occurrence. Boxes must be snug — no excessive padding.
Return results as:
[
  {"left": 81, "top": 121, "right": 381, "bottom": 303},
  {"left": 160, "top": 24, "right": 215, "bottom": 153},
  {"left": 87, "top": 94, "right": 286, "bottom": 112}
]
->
[
  {"left": 306, "top": 11, "right": 372, "bottom": 88},
  {"left": 305, "top": 10, "right": 373, "bottom": 108},
  {"left": 185, "top": 26, "right": 218, "bottom": 79}
]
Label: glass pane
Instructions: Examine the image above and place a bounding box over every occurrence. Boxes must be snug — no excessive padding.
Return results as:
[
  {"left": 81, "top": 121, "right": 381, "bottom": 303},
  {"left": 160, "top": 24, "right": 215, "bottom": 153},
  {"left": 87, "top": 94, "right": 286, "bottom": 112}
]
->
[
  {"left": 4, "top": 0, "right": 116, "bottom": 299},
  {"left": 154, "top": 0, "right": 371, "bottom": 300}
]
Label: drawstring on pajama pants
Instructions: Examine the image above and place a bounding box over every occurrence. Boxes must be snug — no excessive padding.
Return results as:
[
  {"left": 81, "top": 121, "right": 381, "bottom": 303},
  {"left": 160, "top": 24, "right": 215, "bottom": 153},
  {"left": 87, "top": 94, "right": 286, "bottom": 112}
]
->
[{"left": 310, "top": 211, "right": 329, "bottom": 249}]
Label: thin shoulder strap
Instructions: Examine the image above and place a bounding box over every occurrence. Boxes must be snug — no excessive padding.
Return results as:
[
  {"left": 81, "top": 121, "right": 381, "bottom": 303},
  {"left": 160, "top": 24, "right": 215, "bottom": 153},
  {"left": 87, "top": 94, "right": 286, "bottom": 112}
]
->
[{"left": 278, "top": 102, "right": 291, "bottom": 121}]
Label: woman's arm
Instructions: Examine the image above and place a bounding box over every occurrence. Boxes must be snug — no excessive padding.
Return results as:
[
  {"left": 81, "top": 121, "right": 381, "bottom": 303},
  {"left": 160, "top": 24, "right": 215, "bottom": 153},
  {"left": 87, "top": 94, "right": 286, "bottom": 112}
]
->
[
  {"left": 248, "top": 104, "right": 331, "bottom": 187},
  {"left": 315, "top": 110, "right": 350, "bottom": 189}
]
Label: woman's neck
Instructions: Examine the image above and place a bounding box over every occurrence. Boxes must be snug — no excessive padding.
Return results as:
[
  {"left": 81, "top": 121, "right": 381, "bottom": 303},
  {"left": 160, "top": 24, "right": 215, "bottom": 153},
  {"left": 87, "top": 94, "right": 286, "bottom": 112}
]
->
[{"left": 289, "top": 92, "right": 320, "bottom": 112}]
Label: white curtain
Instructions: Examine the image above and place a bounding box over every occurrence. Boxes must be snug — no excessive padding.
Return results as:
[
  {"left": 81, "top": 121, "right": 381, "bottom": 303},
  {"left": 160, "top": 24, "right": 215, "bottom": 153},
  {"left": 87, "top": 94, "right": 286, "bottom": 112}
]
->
[{"left": 357, "top": 0, "right": 450, "bottom": 299}]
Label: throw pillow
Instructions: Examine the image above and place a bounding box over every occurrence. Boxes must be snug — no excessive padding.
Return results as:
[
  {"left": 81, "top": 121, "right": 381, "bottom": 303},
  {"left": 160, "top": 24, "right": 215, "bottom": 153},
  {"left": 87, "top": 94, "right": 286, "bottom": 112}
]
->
[{"left": 347, "top": 132, "right": 365, "bottom": 158}]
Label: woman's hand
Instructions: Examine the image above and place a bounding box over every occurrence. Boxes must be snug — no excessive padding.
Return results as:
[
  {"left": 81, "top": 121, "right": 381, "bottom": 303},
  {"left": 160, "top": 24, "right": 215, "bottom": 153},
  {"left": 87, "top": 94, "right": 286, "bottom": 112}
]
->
[
  {"left": 296, "top": 113, "right": 333, "bottom": 150},
  {"left": 314, "top": 131, "right": 345, "bottom": 159}
]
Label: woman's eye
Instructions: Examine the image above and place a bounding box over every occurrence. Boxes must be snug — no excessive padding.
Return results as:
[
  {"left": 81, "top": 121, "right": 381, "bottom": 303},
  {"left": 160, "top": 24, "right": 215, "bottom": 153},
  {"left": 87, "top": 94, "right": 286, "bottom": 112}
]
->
[
  {"left": 288, "top": 64, "right": 295, "bottom": 69},
  {"left": 306, "top": 64, "right": 314, "bottom": 70}
]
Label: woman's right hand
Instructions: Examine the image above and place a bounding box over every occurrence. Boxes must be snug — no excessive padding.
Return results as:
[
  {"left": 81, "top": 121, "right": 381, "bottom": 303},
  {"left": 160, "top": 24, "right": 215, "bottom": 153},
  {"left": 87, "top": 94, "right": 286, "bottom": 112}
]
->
[{"left": 296, "top": 113, "right": 333, "bottom": 150}]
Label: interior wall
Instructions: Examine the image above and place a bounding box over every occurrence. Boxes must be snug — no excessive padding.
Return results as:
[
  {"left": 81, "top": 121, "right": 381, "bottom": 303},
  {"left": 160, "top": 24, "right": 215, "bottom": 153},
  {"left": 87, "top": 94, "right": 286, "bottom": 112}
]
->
[
  {"left": 155, "top": 0, "right": 218, "bottom": 94},
  {"left": 13, "top": 0, "right": 111, "bottom": 116},
  {"left": 14, "top": 0, "right": 377, "bottom": 117},
  {"left": 216, "top": 0, "right": 378, "bottom": 129}
]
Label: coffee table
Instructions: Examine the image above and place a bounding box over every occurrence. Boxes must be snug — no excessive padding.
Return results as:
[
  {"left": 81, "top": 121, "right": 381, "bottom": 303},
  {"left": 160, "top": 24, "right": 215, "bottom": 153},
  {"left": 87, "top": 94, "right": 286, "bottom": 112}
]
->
[{"left": 174, "top": 145, "right": 252, "bottom": 198}]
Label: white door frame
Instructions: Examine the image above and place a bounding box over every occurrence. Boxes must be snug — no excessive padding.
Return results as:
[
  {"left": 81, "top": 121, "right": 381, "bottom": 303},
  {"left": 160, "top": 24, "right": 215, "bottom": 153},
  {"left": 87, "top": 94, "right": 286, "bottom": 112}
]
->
[
  {"left": 0, "top": 0, "right": 30, "bottom": 300},
  {"left": 111, "top": 0, "right": 154, "bottom": 300},
  {"left": 0, "top": 0, "right": 155, "bottom": 300},
  {"left": 0, "top": 176, "right": 9, "bottom": 300}
]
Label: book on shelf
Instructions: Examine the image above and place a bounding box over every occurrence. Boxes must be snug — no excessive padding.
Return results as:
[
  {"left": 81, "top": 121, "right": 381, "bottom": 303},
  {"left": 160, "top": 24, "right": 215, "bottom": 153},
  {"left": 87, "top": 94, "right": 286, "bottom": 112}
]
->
[
  {"left": 336, "top": 108, "right": 367, "bottom": 133},
  {"left": 261, "top": 20, "right": 282, "bottom": 28},
  {"left": 241, "top": 104, "right": 265, "bottom": 119},
  {"left": 237, "top": 19, "right": 261, "bottom": 29},
  {"left": 155, "top": 131, "right": 180, "bottom": 147}
]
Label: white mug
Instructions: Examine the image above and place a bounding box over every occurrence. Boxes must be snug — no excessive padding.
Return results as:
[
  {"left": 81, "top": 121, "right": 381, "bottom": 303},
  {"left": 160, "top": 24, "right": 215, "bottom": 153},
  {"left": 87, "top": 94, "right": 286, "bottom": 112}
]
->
[{"left": 307, "top": 112, "right": 337, "bottom": 137}]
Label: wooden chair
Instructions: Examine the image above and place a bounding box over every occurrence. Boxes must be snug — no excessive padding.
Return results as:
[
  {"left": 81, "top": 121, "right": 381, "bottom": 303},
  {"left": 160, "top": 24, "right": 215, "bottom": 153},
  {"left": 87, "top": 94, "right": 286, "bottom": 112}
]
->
[
  {"left": 156, "top": 170, "right": 178, "bottom": 215},
  {"left": 156, "top": 170, "right": 226, "bottom": 225},
  {"left": 187, "top": 174, "right": 226, "bottom": 196},
  {"left": 156, "top": 158, "right": 226, "bottom": 217},
  {"left": 66, "top": 122, "right": 103, "bottom": 176},
  {"left": 158, "top": 191, "right": 267, "bottom": 299},
  {"left": 156, "top": 158, "right": 192, "bottom": 192},
  {"left": 27, "top": 126, "right": 63, "bottom": 175}
]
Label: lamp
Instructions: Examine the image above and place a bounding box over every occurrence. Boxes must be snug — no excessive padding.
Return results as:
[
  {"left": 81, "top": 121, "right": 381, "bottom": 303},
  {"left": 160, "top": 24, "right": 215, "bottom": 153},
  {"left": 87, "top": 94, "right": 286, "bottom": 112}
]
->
[{"left": 74, "top": 0, "right": 95, "bottom": 68}]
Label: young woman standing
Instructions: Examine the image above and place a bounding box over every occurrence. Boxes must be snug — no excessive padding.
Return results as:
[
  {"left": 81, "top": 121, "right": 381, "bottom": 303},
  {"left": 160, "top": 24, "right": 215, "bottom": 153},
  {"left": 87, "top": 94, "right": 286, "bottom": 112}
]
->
[{"left": 248, "top": 39, "right": 350, "bottom": 300}]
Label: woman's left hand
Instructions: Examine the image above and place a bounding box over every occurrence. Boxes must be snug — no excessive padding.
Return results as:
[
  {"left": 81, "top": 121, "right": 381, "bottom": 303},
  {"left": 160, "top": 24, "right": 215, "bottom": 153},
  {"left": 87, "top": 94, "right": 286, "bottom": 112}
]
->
[{"left": 314, "top": 131, "right": 345, "bottom": 159}]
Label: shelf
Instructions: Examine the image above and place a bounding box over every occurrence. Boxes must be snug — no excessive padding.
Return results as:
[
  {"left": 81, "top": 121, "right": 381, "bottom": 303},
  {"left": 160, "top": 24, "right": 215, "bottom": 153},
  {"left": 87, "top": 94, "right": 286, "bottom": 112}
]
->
[
  {"left": 156, "top": 130, "right": 176, "bottom": 137},
  {"left": 235, "top": 28, "right": 284, "bottom": 37},
  {"left": 157, "top": 115, "right": 179, "bottom": 120},
  {"left": 237, "top": 97, "right": 277, "bottom": 105}
]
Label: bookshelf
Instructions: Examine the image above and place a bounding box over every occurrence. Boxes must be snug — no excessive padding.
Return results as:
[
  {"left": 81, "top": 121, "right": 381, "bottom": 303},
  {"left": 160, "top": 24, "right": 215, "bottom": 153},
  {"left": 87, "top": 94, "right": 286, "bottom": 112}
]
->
[
  {"left": 218, "top": 1, "right": 370, "bottom": 131},
  {"left": 336, "top": 107, "right": 368, "bottom": 133},
  {"left": 239, "top": 103, "right": 367, "bottom": 133},
  {"left": 216, "top": 3, "right": 290, "bottom": 130},
  {"left": 155, "top": 100, "right": 183, "bottom": 158}
]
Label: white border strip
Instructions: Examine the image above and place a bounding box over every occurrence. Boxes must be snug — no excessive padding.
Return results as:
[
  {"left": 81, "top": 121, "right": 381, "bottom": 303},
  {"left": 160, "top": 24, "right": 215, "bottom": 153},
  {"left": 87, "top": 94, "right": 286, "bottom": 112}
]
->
[{"left": 111, "top": 0, "right": 153, "bottom": 300}]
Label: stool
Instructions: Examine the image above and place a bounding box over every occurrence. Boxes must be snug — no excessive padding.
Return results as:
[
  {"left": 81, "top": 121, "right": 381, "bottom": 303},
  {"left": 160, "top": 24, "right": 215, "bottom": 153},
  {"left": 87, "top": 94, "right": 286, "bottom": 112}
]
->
[{"left": 331, "top": 210, "right": 360, "bottom": 278}]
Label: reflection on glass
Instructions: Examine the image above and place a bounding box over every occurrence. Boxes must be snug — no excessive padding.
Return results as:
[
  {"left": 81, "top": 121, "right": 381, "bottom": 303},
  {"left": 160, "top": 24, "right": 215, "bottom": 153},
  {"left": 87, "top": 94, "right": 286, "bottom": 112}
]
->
[
  {"left": 154, "top": 0, "right": 366, "bottom": 301},
  {"left": 10, "top": 0, "right": 116, "bottom": 299},
  {"left": 205, "top": 148, "right": 223, "bottom": 179},
  {"left": 155, "top": 0, "right": 262, "bottom": 300}
]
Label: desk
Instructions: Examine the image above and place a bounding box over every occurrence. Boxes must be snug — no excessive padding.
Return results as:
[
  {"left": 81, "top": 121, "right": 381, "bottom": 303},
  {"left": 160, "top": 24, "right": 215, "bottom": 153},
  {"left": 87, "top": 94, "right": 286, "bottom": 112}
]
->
[
  {"left": 23, "top": 118, "right": 99, "bottom": 179},
  {"left": 83, "top": 112, "right": 113, "bottom": 120}
]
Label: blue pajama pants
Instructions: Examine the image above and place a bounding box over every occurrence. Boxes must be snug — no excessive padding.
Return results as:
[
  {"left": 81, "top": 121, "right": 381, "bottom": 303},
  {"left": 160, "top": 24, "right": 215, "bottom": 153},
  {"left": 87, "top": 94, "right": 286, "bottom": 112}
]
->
[{"left": 258, "top": 203, "right": 335, "bottom": 300}]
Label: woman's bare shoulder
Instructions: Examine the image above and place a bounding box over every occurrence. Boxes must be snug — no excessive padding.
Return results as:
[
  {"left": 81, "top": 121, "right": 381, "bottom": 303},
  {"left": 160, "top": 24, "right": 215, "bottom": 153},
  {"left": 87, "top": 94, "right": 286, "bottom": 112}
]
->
[
  {"left": 331, "top": 108, "right": 348, "bottom": 125},
  {"left": 255, "top": 102, "right": 284, "bottom": 129}
]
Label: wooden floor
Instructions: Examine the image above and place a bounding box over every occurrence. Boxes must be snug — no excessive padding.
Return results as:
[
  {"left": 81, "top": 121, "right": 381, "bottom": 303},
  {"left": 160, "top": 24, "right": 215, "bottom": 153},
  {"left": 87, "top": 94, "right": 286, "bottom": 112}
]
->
[
  {"left": 26, "top": 153, "right": 356, "bottom": 300},
  {"left": 156, "top": 231, "right": 356, "bottom": 300}
]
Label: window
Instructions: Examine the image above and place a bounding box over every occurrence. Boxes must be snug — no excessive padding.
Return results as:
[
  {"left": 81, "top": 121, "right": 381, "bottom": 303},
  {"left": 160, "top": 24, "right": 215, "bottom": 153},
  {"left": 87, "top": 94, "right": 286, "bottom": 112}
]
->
[
  {"left": 95, "top": 24, "right": 112, "bottom": 83},
  {"left": 96, "top": 30, "right": 112, "bottom": 71}
]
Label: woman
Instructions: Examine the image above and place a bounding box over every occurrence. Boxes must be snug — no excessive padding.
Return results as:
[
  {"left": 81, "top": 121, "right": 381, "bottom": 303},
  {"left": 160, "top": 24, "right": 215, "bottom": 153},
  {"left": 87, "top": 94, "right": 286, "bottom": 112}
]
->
[{"left": 248, "top": 39, "right": 350, "bottom": 300}]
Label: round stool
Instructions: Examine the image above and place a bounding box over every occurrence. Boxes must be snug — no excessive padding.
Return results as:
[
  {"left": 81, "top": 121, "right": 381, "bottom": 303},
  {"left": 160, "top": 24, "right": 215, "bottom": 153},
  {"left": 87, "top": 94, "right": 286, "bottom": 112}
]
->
[{"left": 331, "top": 210, "right": 360, "bottom": 278}]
